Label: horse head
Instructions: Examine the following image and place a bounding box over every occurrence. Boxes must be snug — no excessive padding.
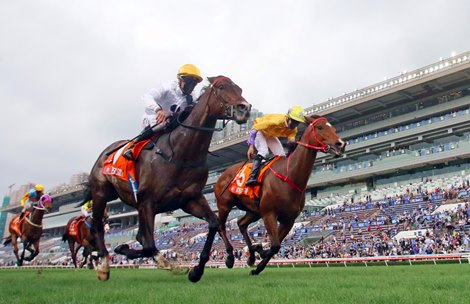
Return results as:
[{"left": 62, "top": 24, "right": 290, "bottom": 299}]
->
[
  {"left": 37, "top": 194, "right": 53, "bottom": 211},
  {"left": 299, "top": 115, "right": 346, "bottom": 157},
  {"left": 206, "top": 76, "right": 251, "bottom": 124}
]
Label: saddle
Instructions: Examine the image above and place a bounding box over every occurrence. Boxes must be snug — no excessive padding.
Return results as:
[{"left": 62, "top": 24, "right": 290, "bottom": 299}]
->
[{"left": 229, "top": 156, "right": 281, "bottom": 199}]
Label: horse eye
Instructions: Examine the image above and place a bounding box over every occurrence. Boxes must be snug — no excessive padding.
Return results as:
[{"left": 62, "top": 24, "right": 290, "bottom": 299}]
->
[
  {"left": 317, "top": 125, "right": 324, "bottom": 130},
  {"left": 218, "top": 85, "right": 225, "bottom": 90}
]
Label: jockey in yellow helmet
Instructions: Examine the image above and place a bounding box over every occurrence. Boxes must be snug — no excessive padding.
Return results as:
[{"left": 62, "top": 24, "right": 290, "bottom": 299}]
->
[
  {"left": 123, "top": 64, "right": 203, "bottom": 161},
  {"left": 245, "top": 106, "right": 306, "bottom": 186},
  {"left": 19, "top": 184, "right": 45, "bottom": 220}
]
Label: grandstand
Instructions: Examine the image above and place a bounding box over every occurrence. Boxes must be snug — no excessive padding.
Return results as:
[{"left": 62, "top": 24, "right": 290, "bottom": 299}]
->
[{"left": 1, "top": 52, "right": 470, "bottom": 266}]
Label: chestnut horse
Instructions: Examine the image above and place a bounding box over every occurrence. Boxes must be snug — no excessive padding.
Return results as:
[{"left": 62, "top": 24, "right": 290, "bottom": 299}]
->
[
  {"left": 215, "top": 115, "right": 346, "bottom": 275},
  {"left": 85, "top": 76, "right": 251, "bottom": 282},
  {"left": 62, "top": 216, "right": 97, "bottom": 269},
  {"left": 3, "top": 195, "right": 53, "bottom": 266}
]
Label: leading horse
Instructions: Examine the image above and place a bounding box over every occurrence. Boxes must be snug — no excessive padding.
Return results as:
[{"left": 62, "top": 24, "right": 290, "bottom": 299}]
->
[
  {"left": 3, "top": 195, "right": 53, "bottom": 266},
  {"left": 85, "top": 76, "right": 251, "bottom": 281},
  {"left": 215, "top": 115, "right": 346, "bottom": 275}
]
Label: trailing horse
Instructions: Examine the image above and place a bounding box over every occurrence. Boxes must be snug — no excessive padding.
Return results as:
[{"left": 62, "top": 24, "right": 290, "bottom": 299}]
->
[
  {"left": 3, "top": 195, "right": 53, "bottom": 266},
  {"left": 215, "top": 115, "right": 346, "bottom": 275},
  {"left": 62, "top": 216, "right": 98, "bottom": 269},
  {"left": 85, "top": 76, "right": 251, "bottom": 282}
]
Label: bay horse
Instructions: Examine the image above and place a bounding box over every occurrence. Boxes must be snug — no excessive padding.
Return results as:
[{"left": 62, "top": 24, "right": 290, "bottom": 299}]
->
[
  {"left": 215, "top": 115, "right": 346, "bottom": 275},
  {"left": 85, "top": 76, "right": 251, "bottom": 282},
  {"left": 3, "top": 194, "right": 53, "bottom": 266},
  {"left": 62, "top": 216, "right": 97, "bottom": 269}
]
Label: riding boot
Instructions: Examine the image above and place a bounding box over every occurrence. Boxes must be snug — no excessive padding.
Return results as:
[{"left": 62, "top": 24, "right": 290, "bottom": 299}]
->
[
  {"left": 245, "top": 155, "right": 264, "bottom": 187},
  {"left": 123, "top": 127, "right": 157, "bottom": 160},
  {"left": 19, "top": 212, "right": 25, "bottom": 221}
]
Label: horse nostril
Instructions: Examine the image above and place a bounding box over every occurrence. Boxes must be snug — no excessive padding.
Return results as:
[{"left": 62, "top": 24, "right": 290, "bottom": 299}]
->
[
  {"left": 237, "top": 103, "right": 250, "bottom": 112},
  {"left": 336, "top": 141, "right": 346, "bottom": 149}
]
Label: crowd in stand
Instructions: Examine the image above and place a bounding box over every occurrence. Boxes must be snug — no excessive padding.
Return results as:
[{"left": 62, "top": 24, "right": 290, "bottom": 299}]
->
[{"left": 1, "top": 178, "right": 469, "bottom": 267}]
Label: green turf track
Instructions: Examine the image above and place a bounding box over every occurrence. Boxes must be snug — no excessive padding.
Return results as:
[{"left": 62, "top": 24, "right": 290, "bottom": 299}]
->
[{"left": 0, "top": 263, "right": 469, "bottom": 304}]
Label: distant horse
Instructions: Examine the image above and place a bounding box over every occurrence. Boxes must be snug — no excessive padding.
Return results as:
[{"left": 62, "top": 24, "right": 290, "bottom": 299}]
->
[
  {"left": 215, "top": 115, "right": 346, "bottom": 275},
  {"left": 62, "top": 216, "right": 97, "bottom": 269},
  {"left": 3, "top": 195, "right": 53, "bottom": 266},
  {"left": 85, "top": 76, "right": 251, "bottom": 281}
]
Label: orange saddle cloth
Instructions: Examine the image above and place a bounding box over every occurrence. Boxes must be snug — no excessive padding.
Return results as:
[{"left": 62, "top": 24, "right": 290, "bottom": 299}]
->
[
  {"left": 11, "top": 212, "right": 29, "bottom": 235},
  {"left": 229, "top": 156, "right": 281, "bottom": 199},
  {"left": 68, "top": 216, "right": 85, "bottom": 237},
  {"left": 102, "top": 140, "right": 152, "bottom": 182}
]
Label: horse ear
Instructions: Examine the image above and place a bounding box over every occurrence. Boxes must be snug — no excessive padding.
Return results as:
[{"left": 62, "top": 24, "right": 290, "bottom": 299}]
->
[
  {"left": 305, "top": 114, "right": 322, "bottom": 124},
  {"left": 208, "top": 76, "right": 215, "bottom": 83}
]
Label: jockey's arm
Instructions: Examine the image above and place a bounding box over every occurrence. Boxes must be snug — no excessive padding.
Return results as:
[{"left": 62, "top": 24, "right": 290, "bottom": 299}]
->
[{"left": 20, "top": 192, "right": 31, "bottom": 206}]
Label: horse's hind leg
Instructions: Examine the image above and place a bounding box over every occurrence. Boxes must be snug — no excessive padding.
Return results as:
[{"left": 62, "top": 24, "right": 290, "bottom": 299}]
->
[
  {"left": 183, "top": 195, "right": 219, "bottom": 283},
  {"left": 11, "top": 235, "right": 21, "bottom": 266},
  {"left": 237, "top": 212, "right": 260, "bottom": 267},
  {"left": 217, "top": 202, "right": 235, "bottom": 268},
  {"left": 114, "top": 201, "right": 157, "bottom": 259}
]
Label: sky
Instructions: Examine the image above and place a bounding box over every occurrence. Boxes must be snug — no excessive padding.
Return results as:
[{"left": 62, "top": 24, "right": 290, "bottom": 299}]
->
[{"left": 1, "top": 0, "right": 470, "bottom": 196}]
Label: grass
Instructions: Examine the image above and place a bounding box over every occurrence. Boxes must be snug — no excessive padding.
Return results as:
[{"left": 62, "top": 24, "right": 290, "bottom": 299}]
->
[{"left": 0, "top": 263, "right": 469, "bottom": 304}]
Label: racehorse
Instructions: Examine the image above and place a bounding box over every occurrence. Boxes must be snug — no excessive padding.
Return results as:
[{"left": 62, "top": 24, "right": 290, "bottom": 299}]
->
[
  {"left": 215, "top": 115, "right": 346, "bottom": 275},
  {"left": 3, "top": 195, "right": 53, "bottom": 266},
  {"left": 85, "top": 76, "right": 251, "bottom": 282},
  {"left": 62, "top": 216, "right": 97, "bottom": 269}
]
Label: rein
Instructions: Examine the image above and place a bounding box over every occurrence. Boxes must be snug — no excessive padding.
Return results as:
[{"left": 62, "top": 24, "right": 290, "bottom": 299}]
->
[
  {"left": 268, "top": 117, "right": 330, "bottom": 193},
  {"left": 296, "top": 117, "right": 330, "bottom": 153},
  {"left": 175, "top": 78, "right": 235, "bottom": 132}
]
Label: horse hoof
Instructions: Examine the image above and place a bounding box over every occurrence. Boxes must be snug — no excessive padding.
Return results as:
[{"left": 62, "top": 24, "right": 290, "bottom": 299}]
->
[
  {"left": 225, "top": 256, "right": 235, "bottom": 269},
  {"left": 97, "top": 270, "right": 110, "bottom": 281},
  {"left": 249, "top": 270, "right": 259, "bottom": 276},
  {"left": 247, "top": 257, "right": 255, "bottom": 267},
  {"left": 114, "top": 244, "right": 129, "bottom": 254},
  {"left": 188, "top": 267, "right": 202, "bottom": 283}
]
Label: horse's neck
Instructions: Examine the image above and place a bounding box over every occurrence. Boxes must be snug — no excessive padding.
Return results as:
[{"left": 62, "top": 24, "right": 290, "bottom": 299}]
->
[
  {"left": 170, "top": 92, "right": 217, "bottom": 159},
  {"left": 30, "top": 208, "right": 45, "bottom": 225},
  {"left": 285, "top": 145, "right": 318, "bottom": 190}
]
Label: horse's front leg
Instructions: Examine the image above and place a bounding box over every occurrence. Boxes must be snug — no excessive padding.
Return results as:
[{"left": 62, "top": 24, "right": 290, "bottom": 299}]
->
[
  {"left": 182, "top": 195, "right": 219, "bottom": 283},
  {"left": 20, "top": 240, "right": 29, "bottom": 264},
  {"left": 24, "top": 240, "right": 40, "bottom": 262},
  {"left": 91, "top": 197, "right": 110, "bottom": 281},
  {"left": 114, "top": 201, "right": 157, "bottom": 259},
  {"left": 250, "top": 215, "right": 290, "bottom": 276},
  {"left": 237, "top": 212, "right": 260, "bottom": 267}
]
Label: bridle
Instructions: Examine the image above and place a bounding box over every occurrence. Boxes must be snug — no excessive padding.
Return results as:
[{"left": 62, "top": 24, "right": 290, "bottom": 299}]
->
[
  {"left": 176, "top": 76, "right": 243, "bottom": 132},
  {"left": 296, "top": 117, "right": 331, "bottom": 153}
]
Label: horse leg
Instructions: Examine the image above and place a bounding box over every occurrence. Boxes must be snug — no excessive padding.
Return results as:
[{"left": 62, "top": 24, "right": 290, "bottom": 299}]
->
[
  {"left": 68, "top": 240, "right": 78, "bottom": 268},
  {"left": 237, "top": 212, "right": 260, "bottom": 267},
  {"left": 91, "top": 197, "right": 110, "bottom": 281},
  {"left": 25, "top": 240, "right": 40, "bottom": 262},
  {"left": 182, "top": 195, "right": 219, "bottom": 283},
  {"left": 20, "top": 240, "right": 29, "bottom": 264},
  {"left": 217, "top": 204, "right": 235, "bottom": 268},
  {"left": 250, "top": 214, "right": 282, "bottom": 276},
  {"left": 81, "top": 246, "right": 90, "bottom": 268},
  {"left": 11, "top": 235, "right": 21, "bottom": 266},
  {"left": 114, "top": 201, "right": 157, "bottom": 259}
]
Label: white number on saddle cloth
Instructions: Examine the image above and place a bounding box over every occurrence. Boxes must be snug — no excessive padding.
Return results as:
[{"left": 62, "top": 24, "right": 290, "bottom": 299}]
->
[{"left": 235, "top": 168, "right": 247, "bottom": 187}]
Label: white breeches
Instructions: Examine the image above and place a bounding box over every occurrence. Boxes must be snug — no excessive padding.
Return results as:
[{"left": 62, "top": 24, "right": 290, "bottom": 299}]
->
[{"left": 254, "top": 132, "right": 286, "bottom": 158}]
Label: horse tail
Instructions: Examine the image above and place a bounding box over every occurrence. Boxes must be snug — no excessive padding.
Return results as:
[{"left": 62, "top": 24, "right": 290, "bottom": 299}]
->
[
  {"left": 3, "top": 235, "right": 12, "bottom": 246},
  {"left": 75, "top": 183, "right": 92, "bottom": 208},
  {"left": 62, "top": 231, "right": 68, "bottom": 243}
]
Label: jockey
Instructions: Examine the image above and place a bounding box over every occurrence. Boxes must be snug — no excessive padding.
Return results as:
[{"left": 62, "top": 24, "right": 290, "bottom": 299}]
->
[
  {"left": 245, "top": 106, "right": 306, "bottom": 186},
  {"left": 19, "top": 184, "right": 44, "bottom": 220},
  {"left": 80, "top": 200, "right": 108, "bottom": 228},
  {"left": 123, "top": 64, "right": 203, "bottom": 160}
]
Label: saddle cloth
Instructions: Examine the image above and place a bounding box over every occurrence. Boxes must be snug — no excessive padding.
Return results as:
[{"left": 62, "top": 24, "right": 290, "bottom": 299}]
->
[
  {"left": 11, "top": 212, "right": 30, "bottom": 235},
  {"left": 229, "top": 156, "right": 281, "bottom": 199},
  {"left": 102, "top": 140, "right": 151, "bottom": 182}
]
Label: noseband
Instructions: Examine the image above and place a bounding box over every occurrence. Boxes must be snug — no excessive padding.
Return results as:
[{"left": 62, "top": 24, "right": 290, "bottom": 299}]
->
[{"left": 296, "top": 117, "right": 331, "bottom": 153}]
